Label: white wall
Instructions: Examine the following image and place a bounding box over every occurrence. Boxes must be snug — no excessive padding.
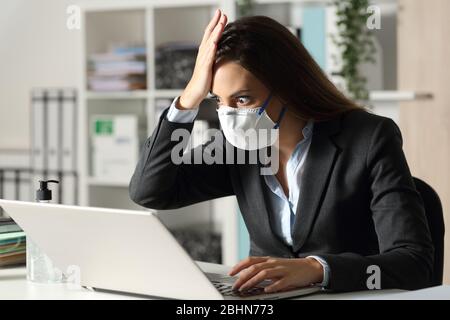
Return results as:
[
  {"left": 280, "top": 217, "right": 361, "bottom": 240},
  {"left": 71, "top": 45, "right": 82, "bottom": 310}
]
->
[{"left": 0, "top": 0, "right": 82, "bottom": 150}]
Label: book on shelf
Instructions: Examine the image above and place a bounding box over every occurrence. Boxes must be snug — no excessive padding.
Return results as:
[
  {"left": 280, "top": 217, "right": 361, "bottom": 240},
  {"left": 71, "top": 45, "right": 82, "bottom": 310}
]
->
[
  {"left": 112, "top": 45, "right": 146, "bottom": 56},
  {"left": 90, "top": 52, "right": 146, "bottom": 63},
  {"left": 88, "top": 75, "right": 147, "bottom": 91},
  {"left": 90, "top": 61, "right": 147, "bottom": 76},
  {"left": 0, "top": 217, "right": 22, "bottom": 234},
  {"left": 0, "top": 231, "right": 26, "bottom": 267},
  {"left": 88, "top": 44, "right": 147, "bottom": 92}
]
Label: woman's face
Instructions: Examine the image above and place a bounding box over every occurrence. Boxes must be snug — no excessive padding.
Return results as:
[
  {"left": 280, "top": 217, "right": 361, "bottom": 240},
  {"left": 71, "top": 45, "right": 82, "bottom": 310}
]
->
[{"left": 210, "top": 61, "right": 284, "bottom": 120}]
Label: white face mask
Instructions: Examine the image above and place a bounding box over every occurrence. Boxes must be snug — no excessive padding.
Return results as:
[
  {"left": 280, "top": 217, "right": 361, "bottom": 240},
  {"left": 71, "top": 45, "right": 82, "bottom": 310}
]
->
[{"left": 216, "top": 92, "right": 287, "bottom": 150}]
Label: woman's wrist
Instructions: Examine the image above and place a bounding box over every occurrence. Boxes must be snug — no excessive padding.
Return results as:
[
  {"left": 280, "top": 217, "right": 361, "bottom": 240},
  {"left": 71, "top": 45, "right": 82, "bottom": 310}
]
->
[
  {"left": 304, "top": 257, "right": 324, "bottom": 285},
  {"left": 178, "top": 90, "right": 201, "bottom": 110}
]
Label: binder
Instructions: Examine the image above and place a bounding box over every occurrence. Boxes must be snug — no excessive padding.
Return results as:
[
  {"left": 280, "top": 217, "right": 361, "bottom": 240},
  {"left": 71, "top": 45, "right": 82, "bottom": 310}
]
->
[
  {"left": 30, "top": 88, "right": 78, "bottom": 205},
  {"left": 61, "top": 88, "right": 78, "bottom": 172},
  {"left": 47, "top": 90, "right": 60, "bottom": 172},
  {"left": 0, "top": 169, "right": 32, "bottom": 218},
  {"left": 31, "top": 90, "right": 45, "bottom": 172}
]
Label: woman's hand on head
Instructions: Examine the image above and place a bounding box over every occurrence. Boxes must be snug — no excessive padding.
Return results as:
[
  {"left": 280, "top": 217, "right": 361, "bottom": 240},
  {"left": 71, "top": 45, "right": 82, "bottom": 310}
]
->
[
  {"left": 178, "top": 9, "right": 227, "bottom": 110},
  {"left": 228, "top": 256, "right": 324, "bottom": 293}
]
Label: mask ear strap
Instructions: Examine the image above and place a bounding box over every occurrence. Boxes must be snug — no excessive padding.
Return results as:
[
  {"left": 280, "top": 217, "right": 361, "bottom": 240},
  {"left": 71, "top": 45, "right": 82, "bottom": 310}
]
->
[
  {"left": 257, "top": 92, "right": 273, "bottom": 115},
  {"left": 273, "top": 105, "right": 287, "bottom": 129}
]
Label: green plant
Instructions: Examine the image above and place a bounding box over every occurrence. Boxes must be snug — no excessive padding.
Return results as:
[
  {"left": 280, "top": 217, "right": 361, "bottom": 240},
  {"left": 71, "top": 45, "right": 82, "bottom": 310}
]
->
[
  {"left": 332, "top": 0, "right": 376, "bottom": 101},
  {"left": 236, "top": 0, "right": 255, "bottom": 17}
]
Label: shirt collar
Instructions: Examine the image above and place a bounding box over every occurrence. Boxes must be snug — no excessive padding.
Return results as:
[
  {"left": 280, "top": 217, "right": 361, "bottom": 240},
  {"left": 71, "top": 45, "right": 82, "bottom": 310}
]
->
[
  {"left": 260, "top": 118, "right": 315, "bottom": 171},
  {"left": 302, "top": 118, "right": 314, "bottom": 140}
]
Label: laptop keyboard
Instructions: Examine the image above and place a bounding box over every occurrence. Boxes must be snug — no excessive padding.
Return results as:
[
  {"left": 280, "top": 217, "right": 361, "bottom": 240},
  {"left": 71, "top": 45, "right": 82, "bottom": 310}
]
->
[
  {"left": 206, "top": 273, "right": 268, "bottom": 297},
  {"left": 211, "top": 281, "right": 266, "bottom": 297}
]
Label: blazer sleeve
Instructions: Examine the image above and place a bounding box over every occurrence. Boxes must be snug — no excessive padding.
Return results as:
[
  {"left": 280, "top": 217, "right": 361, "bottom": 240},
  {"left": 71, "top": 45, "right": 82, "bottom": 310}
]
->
[
  {"left": 319, "top": 118, "right": 435, "bottom": 292},
  {"left": 129, "top": 107, "right": 234, "bottom": 210}
]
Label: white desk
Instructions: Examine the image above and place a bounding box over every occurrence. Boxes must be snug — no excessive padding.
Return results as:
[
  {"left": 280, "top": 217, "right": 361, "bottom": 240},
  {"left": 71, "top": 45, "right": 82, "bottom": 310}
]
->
[{"left": 1, "top": 262, "right": 449, "bottom": 300}]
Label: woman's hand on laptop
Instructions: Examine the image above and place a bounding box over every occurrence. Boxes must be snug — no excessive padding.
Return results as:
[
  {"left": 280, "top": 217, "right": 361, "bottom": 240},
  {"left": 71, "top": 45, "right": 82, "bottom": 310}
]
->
[{"left": 228, "top": 256, "right": 324, "bottom": 293}]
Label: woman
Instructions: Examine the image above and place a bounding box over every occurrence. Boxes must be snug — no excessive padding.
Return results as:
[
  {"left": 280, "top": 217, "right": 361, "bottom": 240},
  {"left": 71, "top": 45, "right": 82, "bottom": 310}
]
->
[{"left": 129, "top": 10, "right": 434, "bottom": 293}]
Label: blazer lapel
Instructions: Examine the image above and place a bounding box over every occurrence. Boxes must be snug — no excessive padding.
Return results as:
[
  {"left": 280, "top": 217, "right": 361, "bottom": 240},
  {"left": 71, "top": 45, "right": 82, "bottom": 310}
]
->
[{"left": 291, "top": 116, "right": 343, "bottom": 253}]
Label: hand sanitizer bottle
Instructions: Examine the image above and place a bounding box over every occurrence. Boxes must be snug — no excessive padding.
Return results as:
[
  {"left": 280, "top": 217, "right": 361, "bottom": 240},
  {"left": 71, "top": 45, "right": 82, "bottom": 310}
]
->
[{"left": 27, "top": 180, "right": 64, "bottom": 283}]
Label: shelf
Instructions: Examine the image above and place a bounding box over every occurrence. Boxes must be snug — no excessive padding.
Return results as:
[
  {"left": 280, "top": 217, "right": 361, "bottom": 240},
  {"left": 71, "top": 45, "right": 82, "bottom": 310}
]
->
[
  {"left": 86, "top": 91, "right": 148, "bottom": 100},
  {"left": 254, "top": 0, "right": 331, "bottom": 4},
  {"left": 85, "top": 90, "right": 186, "bottom": 100},
  {"left": 81, "top": 0, "right": 220, "bottom": 11},
  {"left": 152, "top": 0, "right": 220, "bottom": 8},
  {"left": 87, "top": 177, "right": 130, "bottom": 187},
  {"left": 151, "top": 89, "right": 184, "bottom": 98},
  {"left": 369, "top": 91, "right": 434, "bottom": 102}
]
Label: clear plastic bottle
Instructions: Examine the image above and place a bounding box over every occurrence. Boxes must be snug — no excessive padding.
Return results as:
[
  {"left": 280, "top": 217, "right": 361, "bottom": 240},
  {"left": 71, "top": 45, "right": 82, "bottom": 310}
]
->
[
  {"left": 26, "top": 235, "right": 63, "bottom": 283},
  {"left": 26, "top": 181, "right": 64, "bottom": 283}
]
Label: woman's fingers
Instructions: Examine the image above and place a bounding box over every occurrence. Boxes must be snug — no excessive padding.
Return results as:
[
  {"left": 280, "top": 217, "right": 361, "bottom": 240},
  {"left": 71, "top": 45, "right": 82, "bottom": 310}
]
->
[
  {"left": 229, "top": 258, "right": 318, "bottom": 293},
  {"left": 232, "top": 261, "right": 276, "bottom": 290},
  {"left": 201, "top": 9, "right": 221, "bottom": 45},
  {"left": 197, "top": 11, "right": 226, "bottom": 69},
  {"left": 232, "top": 262, "right": 266, "bottom": 289},
  {"left": 202, "top": 14, "right": 226, "bottom": 67},
  {"left": 238, "top": 268, "right": 284, "bottom": 292},
  {"left": 204, "top": 41, "right": 216, "bottom": 67},
  {"left": 210, "top": 13, "right": 227, "bottom": 45},
  {"left": 228, "top": 256, "right": 270, "bottom": 276},
  {"left": 179, "top": 9, "right": 226, "bottom": 109}
]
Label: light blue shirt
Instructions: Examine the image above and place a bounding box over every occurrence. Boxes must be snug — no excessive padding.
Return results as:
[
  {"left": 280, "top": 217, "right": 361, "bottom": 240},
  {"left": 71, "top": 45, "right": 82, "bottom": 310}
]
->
[
  {"left": 165, "top": 96, "right": 329, "bottom": 287},
  {"left": 263, "top": 119, "right": 314, "bottom": 247}
]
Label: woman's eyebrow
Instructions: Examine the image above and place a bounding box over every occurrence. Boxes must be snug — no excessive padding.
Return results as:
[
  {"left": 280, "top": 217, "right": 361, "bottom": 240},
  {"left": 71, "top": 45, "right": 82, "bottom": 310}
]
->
[{"left": 209, "top": 89, "right": 252, "bottom": 98}]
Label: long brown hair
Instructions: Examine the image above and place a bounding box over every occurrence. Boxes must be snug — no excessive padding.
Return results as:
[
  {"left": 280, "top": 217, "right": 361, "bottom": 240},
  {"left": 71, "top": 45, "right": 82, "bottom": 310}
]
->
[{"left": 215, "top": 15, "right": 362, "bottom": 121}]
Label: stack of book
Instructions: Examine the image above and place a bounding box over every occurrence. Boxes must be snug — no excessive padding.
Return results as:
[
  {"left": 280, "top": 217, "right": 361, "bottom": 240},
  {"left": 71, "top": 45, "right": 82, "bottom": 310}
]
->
[
  {"left": 0, "top": 218, "right": 26, "bottom": 267},
  {"left": 88, "top": 45, "right": 147, "bottom": 92}
]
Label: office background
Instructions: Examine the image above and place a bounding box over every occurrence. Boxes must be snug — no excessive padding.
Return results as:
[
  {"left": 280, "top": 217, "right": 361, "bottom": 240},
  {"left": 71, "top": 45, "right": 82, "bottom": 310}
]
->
[{"left": 0, "top": 0, "right": 448, "bottom": 284}]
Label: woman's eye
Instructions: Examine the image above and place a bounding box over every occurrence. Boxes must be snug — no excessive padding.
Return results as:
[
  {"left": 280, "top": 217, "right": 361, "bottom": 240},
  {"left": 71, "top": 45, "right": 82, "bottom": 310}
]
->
[{"left": 237, "top": 96, "right": 251, "bottom": 105}]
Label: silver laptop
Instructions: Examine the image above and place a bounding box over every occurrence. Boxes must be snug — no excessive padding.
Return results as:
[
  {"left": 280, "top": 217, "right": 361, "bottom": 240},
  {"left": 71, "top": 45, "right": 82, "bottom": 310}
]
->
[{"left": 0, "top": 199, "right": 321, "bottom": 300}]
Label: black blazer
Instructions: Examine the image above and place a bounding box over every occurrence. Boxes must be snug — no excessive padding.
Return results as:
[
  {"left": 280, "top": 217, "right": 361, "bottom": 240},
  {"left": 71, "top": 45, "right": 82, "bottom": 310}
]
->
[{"left": 129, "top": 106, "right": 434, "bottom": 292}]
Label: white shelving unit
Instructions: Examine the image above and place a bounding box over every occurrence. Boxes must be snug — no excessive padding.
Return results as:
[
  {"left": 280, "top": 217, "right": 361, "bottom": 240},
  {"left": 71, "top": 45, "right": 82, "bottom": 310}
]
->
[
  {"left": 369, "top": 91, "right": 433, "bottom": 102},
  {"left": 78, "top": 0, "right": 238, "bottom": 265}
]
